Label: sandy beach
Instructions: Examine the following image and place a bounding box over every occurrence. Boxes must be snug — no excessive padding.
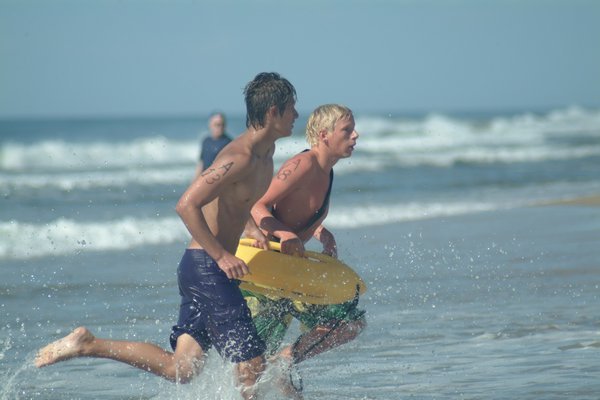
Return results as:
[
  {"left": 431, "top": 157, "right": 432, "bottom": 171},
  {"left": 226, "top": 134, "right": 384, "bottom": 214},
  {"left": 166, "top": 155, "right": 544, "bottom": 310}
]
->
[{"left": 543, "top": 194, "right": 600, "bottom": 206}]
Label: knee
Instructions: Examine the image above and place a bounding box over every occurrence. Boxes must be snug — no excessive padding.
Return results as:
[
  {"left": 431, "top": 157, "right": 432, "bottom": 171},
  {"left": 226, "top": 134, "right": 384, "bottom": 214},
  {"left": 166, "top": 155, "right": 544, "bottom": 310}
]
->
[
  {"left": 340, "top": 318, "right": 366, "bottom": 341},
  {"left": 175, "top": 371, "right": 194, "bottom": 385},
  {"left": 237, "top": 355, "right": 266, "bottom": 386},
  {"left": 165, "top": 358, "right": 203, "bottom": 384},
  {"left": 353, "top": 317, "right": 367, "bottom": 334}
]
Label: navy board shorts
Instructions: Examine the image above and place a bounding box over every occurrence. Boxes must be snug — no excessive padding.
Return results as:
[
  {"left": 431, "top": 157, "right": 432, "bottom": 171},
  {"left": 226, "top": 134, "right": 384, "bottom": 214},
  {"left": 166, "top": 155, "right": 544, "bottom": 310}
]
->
[{"left": 170, "top": 249, "right": 266, "bottom": 363}]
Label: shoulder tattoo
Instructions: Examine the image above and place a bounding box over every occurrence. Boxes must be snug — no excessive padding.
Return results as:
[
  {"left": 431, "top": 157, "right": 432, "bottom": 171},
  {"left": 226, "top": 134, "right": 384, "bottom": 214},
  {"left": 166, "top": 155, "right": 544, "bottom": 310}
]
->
[
  {"left": 201, "top": 161, "right": 234, "bottom": 184},
  {"left": 276, "top": 159, "right": 301, "bottom": 181}
]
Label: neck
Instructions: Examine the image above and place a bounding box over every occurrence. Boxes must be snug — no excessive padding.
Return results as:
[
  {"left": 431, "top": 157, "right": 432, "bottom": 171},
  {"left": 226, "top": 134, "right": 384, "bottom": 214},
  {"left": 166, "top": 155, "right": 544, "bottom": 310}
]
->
[
  {"left": 244, "top": 127, "right": 275, "bottom": 159},
  {"left": 312, "top": 145, "right": 339, "bottom": 172}
]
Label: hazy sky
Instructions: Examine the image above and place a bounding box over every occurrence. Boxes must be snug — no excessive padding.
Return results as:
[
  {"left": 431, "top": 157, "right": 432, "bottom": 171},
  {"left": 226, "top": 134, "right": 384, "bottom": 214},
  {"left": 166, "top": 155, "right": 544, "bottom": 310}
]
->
[{"left": 1, "top": 0, "right": 599, "bottom": 118}]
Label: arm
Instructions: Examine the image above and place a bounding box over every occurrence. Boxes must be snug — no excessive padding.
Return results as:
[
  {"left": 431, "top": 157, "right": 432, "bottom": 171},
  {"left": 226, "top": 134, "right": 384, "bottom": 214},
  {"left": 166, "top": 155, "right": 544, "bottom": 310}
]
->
[
  {"left": 251, "top": 155, "right": 309, "bottom": 256},
  {"left": 176, "top": 155, "right": 250, "bottom": 279},
  {"left": 243, "top": 217, "right": 269, "bottom": 250},
  {"left": 313, "top": 225, "right": 337, "bottom": 258},
  {"left": 193, "top": 161, "right": 204, "bottom": 180},
  {"left": 194, "top": 138, "right": 206, "bottom": 179}
]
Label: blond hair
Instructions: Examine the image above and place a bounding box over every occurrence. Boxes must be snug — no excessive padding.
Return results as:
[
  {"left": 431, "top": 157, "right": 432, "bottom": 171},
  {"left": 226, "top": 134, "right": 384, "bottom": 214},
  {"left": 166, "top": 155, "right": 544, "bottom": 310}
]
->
[{"left": 305, "top": 104, "right": 353, "bottom": 146}]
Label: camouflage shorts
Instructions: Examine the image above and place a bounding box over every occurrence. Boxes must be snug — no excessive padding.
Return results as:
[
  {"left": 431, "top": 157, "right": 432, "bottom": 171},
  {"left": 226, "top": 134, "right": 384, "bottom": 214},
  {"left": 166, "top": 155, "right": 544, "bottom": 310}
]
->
[{"left": 241, "top": 289, "right": 365, "bottom": 355}]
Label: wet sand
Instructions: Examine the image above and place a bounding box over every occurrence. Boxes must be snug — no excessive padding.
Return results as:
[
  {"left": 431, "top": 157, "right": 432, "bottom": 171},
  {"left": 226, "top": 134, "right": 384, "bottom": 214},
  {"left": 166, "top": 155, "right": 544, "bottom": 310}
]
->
[{"left": 540, "top": 194, "right": 600, "bottom": 206}]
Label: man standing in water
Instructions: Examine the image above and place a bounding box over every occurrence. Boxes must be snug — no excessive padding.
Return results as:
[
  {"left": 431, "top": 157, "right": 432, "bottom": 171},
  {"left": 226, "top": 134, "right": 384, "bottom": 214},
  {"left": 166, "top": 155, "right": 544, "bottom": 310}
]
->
[
  {"left": 35, "top": 72, "right": 298, "bottom": 400},
  {"left": 245, "top": 104, "right": 365, "bottom": 395}
]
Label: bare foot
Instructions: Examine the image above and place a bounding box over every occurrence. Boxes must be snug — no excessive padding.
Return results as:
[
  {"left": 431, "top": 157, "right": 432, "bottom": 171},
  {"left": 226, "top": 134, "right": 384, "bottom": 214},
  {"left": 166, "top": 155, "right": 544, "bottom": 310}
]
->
[
  {"left": 270, "top": 348, "right": 303, "bottom": 400},
  {"left": 275, "top": 372, "right": 304, "bottom": 400},
  {"left": 267, "top": 345, "right": 293, "bottom": 364},
  {"left": 35, "top": 327, "right": 94, "bottom": 368}
]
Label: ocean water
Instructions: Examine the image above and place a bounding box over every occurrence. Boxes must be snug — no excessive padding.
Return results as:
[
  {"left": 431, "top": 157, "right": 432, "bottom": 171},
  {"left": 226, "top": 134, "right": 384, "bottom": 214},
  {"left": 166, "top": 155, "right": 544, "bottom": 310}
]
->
[{"left": 1, "top": 106, "right": 599, "bottom": 399}]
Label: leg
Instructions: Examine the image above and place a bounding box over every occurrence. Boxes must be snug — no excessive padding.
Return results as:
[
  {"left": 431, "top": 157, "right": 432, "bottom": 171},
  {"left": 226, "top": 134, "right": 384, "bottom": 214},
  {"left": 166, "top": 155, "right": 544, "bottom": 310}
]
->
[
  {"left": 265, "top": 352, "right": 304, "bottom": 400},
  {"left": 235, "top": 354, "right": 266, "bottom": 400},
  {"left": 35, "top": 327, "right": 205, "bottom": 383},
  {"left": 260, "top": 321, "right": 365, "bottom": 400},
  {"left": 242, "top": 292, "right": 302, "bottom": 398},
  {"left": 243, "top": 291, "right": 293, "bottom": 356},
  {"left": 285, "top": 300, "right": 366, "bottom": 364},
  {"left": 286, "top": 318, "right": 366, "bottom": 364}
]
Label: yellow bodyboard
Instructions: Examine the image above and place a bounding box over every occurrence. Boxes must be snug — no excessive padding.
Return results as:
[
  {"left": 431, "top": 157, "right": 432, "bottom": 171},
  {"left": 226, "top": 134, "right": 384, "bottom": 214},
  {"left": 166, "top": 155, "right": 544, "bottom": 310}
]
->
[{"left": 235, "top": 238, "right": 367, "bottom": 305}]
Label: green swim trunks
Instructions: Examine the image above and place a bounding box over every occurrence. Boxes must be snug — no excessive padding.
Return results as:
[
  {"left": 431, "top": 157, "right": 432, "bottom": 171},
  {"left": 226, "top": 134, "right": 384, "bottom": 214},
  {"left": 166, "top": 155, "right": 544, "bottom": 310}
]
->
[{"left": 241, "top": 289, "right": 365, "bottom": 355}]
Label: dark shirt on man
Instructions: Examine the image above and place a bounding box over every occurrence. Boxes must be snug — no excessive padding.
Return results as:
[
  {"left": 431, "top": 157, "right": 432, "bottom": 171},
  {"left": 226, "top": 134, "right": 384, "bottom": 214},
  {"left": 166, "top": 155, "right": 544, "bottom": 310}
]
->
[{"left": 200, "top": 134, "right": 232, "bottom": 171}]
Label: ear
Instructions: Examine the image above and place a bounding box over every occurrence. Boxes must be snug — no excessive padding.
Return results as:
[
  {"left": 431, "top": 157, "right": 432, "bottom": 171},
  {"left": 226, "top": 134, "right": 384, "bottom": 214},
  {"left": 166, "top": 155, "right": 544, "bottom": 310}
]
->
[
  {"left": 262, "top": 105, "right": 278, "bottom": 126},
  {"left": 319, "top": 129, "right": 329, "bottom": 144},
  {"left": 268, "top": 105, "right": 279, "bottom": 118}
]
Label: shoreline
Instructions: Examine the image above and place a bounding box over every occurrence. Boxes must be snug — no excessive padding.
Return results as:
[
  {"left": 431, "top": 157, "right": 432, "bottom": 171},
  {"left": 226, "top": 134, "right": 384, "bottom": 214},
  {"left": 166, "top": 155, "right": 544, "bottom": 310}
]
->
[{"left": 540, "top": 194, "right": 600, "bottom": 207}]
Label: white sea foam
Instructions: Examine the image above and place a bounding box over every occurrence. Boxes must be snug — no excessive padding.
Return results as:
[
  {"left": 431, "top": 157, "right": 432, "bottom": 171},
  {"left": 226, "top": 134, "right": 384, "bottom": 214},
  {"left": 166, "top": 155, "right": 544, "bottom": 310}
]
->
[
  {"left": 0, "top": 217, "right": 189, "bottom": 260},
  {"left": 356, "top": 106, "right": 600, "bottom": 140},
  {"left": 2, "top": 140, "right": 597, "bottom": 193},
  {"left": 3, "top": 176, "right": 598, "bottom": 261},
  {"left": 326, "top": 201, "right": 505, "bottom": 229},
  {"left": 0, "top": 199, "right": 522, "bottom": 260},
  {"left": 0, "top": 136, "right": 197, "bottom": 172},
  {"left": 1, "top": 106, "right": 598, "bottom": 261},
  {"left": 352, "top": 106, "right": 600, "bottom": 167},
  {"left": 2, "top": 107, "right": 598, "bottom": 176},
  {"left": 370, "top": 144, "right": 600, "bottom": 168},
  {"left": 0, "top": 167, "right": 192, "bottom": 191}
]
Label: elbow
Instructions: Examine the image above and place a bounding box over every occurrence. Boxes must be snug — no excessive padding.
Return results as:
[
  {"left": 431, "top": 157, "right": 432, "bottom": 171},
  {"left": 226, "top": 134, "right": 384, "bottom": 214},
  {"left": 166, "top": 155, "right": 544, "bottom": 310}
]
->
[
  {"left": 249, "top": 208, "right": 260, "bottom": 226},
  {"left": 251, "top": 202, "right": 272, "bottom": 227},
  {"left": 175, "top": 197, "right": 189, "bottom": 218},
  {"left": 250, "top": 204, "right": 266, "bottom": 226}
]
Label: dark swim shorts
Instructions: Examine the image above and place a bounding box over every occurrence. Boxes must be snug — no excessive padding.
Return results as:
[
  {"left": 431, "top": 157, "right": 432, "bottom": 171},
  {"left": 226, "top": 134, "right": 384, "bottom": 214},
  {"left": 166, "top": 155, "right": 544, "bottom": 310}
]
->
[{"left": 170, "top": 249, "right": 266, "bottom": 363}]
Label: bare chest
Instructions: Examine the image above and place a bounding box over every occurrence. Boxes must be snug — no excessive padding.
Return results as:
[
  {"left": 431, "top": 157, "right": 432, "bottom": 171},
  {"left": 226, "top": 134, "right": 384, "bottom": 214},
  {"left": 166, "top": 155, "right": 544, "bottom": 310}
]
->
[
  {"left": 277, "top": 172, "right": 331, "bottom": 224},
  {"left": 227, "top": 160, "right": 273, "bottom": 209}
]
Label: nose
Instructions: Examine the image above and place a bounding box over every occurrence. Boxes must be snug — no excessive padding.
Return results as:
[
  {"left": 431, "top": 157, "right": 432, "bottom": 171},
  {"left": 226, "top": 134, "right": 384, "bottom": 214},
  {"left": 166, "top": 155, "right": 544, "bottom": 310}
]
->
[{"left": 352, "top": 130, "right": 359, "bottom": 139}]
